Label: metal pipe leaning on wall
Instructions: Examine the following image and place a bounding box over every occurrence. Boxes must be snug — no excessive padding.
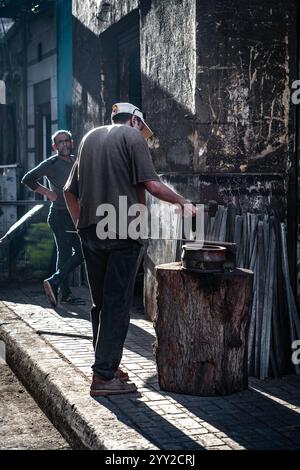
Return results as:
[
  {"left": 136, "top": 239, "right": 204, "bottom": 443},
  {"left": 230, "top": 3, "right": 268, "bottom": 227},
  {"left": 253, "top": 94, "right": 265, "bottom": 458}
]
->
[
  {"left": 280, "top": 223, "right": 300, "bottom": 375},
  {"left": 204, "top": 205, "right": 300, "bottom": 378}
]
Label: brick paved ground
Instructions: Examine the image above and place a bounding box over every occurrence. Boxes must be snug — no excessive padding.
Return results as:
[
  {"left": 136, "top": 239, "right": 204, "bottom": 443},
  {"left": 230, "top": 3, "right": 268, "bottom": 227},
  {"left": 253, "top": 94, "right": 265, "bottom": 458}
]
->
[{"left": 1, "top": 283, "right": 300, "bottom": 450}]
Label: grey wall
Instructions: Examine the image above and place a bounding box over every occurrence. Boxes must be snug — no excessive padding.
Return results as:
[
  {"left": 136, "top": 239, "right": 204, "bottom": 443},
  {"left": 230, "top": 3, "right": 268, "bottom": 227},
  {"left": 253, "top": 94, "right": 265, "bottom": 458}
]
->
[
  {"left": 72, "top": 0, "right": 299, "bottom": 306},
  {"left": 72, "top": 0, "right": 139, "bottom": 143},
  {"left": 140, "top": 0, "right": 296, "bottom": 178},
  {"left": 139, "top": 0, "right": 298, "bottom": 317},
  {"left": 140, "top": 0, "right": 196, "bottom": 171},
  {"left": 73, "top": 0, "right": 297, "bottom": 178}
]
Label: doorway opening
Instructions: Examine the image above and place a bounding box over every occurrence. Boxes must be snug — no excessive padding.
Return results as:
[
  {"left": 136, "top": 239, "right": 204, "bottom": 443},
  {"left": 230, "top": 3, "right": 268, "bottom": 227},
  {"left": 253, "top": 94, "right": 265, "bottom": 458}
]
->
[{"left": 100, "top": 10, "right": 142, "bottom": 123}]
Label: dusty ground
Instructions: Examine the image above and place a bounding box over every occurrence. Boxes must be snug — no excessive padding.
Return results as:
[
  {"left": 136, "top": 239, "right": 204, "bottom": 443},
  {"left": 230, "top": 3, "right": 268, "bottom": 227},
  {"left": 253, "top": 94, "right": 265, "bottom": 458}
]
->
[{"left": 0, "top": 364, "right": 71, "bottom": 450}]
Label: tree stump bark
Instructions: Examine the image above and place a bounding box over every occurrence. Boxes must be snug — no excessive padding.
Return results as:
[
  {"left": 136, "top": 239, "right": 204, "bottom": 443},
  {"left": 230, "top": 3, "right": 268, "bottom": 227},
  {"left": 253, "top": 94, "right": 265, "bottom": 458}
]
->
[{"left": 154, "top": 262, "right": 253, "bottom": 396}]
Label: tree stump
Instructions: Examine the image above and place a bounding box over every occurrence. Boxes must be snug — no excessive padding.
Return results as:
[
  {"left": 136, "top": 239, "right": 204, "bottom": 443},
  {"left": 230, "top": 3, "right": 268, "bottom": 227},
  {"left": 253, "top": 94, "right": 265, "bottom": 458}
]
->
[{"left": 154, "top": 262, "right": 253, "bottom": 396}]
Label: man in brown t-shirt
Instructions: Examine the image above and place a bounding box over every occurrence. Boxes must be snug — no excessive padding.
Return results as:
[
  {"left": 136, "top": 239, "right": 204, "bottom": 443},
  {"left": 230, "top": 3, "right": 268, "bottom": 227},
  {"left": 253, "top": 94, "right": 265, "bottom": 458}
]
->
[{"left": 64, "top": 102, "right": 196, "bottom": 396}]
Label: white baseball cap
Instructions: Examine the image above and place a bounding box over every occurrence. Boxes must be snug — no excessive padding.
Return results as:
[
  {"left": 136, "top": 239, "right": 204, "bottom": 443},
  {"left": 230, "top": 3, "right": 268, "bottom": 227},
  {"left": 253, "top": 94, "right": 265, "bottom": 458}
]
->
[{"left": 111, "top": 102, "right": 153, "bottom": 140}]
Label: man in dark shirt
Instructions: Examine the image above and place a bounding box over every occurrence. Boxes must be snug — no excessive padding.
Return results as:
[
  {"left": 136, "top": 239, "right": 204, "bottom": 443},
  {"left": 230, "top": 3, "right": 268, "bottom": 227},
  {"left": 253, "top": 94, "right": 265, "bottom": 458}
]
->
[
  {"left": 64, "top": 103, "right": 197, "bottom": 396},
  {"left": 22, "top": 130, "right": 85, "bottom": 307}
]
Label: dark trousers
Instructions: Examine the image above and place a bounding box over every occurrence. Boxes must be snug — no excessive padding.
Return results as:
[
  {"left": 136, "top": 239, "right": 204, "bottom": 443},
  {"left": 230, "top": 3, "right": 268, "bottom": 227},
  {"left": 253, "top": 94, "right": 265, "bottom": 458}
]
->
[
  {"left": 48, "top": 208, "right": 84, "bottom": 298},
  {"left": 79, "top": 226, "right": 142, "bottom": 380}
]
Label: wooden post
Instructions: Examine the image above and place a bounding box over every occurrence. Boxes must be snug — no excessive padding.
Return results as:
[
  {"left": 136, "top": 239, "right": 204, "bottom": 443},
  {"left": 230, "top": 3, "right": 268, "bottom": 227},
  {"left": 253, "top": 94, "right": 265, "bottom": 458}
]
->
[{"left": 154, "top": 262, "right": 253, "bottom": 396}]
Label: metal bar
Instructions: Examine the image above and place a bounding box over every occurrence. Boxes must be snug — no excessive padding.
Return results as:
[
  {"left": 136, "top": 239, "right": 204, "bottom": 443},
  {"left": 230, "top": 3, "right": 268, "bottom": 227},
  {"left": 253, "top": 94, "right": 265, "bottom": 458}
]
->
[
  {"left": 263, "top": 220, "right": 270, "bottom": 269},
  {"left": 255, "top": 221, "right": 264, "bottom": 377},
  {"left": 270, "top": 238, "right": 281, "bottom": 375},
  {"left": 260, "top": 223, "right": 275, "bottom": 379},
  {"left": 204, "top": 212, "right": 209, "bottom": 239},
  {"left": 234, "top": 215, "right": 243, "bottom": 267},
  {"left": 0, "top": 163, "right": 19, "bottom": 168},
  {"left": 160, "top": 172, "right": 284, "bottom": 177},
  {"left": 213, "top": 206, "right": 223, "bottom": 240},
  {"left": 225, "top": 203, "right": 236, "bottom": 242},
  {"left": 248, "top": 264, "right": 258, "bottom": 373},
  {"left": 0, "top": 204, "right": 44, "bottom": 242},
  {"left": 219, "top": 207, "right": 227, "bottom": 242},
  {"left": 274, "top": 218, "right": 289, "bottom": 374},
  {"left": 249, "top": 215, "right": 258, "bottom": 270},
  {"left": 280, "top": 222, "right": 300, "bottom": 374},
  {"left": 0, "top": 200, "right": 50, "bottom": 205}
]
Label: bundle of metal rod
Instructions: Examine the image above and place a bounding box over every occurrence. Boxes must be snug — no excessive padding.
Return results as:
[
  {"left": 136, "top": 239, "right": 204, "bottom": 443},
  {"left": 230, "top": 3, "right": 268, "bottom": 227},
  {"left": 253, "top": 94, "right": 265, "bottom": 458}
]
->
[
  {"left": 146, "top": 195, "right": 297, "bottom": 378},
  {"left": 204, "top": 205, "right": 228, "bottom": 242},
  {"left": 205, "top": 204, "right": 298, "bottom": 378},
  {"left": 280, "top": 223, "right": 300, "bottom": 375},
  {"left": 233, "top": 214, "right": 298, "bottom": 378}
]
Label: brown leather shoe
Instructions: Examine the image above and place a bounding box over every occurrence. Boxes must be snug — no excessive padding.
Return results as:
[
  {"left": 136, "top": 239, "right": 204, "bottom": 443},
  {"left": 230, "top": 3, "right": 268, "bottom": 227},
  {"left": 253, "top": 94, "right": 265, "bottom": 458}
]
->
[
  {"left": 90, "top": 375, "right": 137, "bottom": 397},
  {"left": 115, "top": 368, "right": 129, "bottom": 381}
]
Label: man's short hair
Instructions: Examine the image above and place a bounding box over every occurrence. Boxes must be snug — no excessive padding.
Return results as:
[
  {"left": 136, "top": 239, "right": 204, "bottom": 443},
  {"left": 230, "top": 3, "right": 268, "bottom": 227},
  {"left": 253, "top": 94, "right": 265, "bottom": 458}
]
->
[
  {"left": 51, "top": 130, "right": 72, "bottom": 145},
  {"left": 111, "top": 113, "right": 138, "bottom": 124}
]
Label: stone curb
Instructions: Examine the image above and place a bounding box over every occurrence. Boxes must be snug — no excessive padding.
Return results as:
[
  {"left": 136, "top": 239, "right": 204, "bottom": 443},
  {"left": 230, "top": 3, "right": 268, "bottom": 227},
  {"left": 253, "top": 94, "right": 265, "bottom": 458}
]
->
[{"left": 0, "top": 302, "right": 157, "bottom": 450}]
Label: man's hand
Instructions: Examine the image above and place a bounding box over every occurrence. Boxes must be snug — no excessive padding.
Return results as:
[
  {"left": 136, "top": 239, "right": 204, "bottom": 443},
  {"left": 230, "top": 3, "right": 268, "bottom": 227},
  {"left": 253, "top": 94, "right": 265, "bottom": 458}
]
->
[
  {"left": 175, "top": 202, "right": 198, "bottom": 217},
  {"left": 35, "top": 184, "right": 57, "bottom": 201},
  {"left": 47, "top": 190, "right": 57, "bottom": 202}
]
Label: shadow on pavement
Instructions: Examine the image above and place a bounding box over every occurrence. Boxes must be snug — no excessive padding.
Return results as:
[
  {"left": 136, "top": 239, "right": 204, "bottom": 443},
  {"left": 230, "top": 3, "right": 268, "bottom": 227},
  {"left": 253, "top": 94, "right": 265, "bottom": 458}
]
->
[{"left": 143, "top": 373, "right": 300, "bottom": 450}]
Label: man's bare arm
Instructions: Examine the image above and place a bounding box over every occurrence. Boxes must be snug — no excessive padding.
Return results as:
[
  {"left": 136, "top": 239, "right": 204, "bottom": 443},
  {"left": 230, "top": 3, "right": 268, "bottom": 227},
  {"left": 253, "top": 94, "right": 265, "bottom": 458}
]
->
[
  {"left": 144, "top": 180, "right": 197, "bottom": 216},
  {"left": 64, "top": 190, "right": 80, "bottom": 227}
]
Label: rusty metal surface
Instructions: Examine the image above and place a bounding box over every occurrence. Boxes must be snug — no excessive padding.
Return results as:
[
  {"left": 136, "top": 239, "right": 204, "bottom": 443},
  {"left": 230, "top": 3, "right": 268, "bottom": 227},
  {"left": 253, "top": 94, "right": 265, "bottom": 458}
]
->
[{"left": 181, "top": 241, "right": 236, "bottom": 273}]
